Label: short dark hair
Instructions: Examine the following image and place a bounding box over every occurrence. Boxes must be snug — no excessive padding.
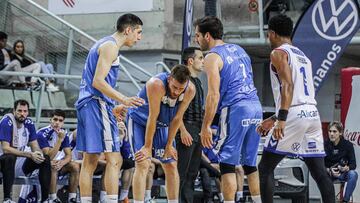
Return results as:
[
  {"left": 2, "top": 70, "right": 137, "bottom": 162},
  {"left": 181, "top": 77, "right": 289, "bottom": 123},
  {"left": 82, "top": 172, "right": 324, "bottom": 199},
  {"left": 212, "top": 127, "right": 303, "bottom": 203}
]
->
[
  {"left": 328, "top": 121, "right": 344, "bottom": 134},
  {"left": 116, "top": 13, "right": 143, "bottom": 32},
  {"left": 170, "top": 64, "right": 191, "bottom": 84},
  {"left": 193, "top": 16, "right": 223, "bottom": 40},
  {"left": 52, "top": 109, "right": 66, "bottom": 119},
  {"left": 181, "top": 47, "right": 201, "bottom": 65},
  {"left": 268, "top": 14, "right": 293, "bottom": 37},
  {"left": 14, "top": 99, "right": 29, "bottom": 110},
  {"left": 0, "top": 31, "right": 7, "bottom": 40},
  {"left": 13, "top": 40, "right": 25, "bottom": 56}
]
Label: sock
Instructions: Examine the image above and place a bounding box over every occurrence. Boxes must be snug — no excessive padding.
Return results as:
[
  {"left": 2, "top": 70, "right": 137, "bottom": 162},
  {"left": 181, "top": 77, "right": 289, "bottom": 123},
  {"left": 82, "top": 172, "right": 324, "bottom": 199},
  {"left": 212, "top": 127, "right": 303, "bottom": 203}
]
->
[
  {"left": 68, "top": 193, "right": 77, "bottom": 200},
  {"left": 145, "top": 189, "right": 151, "bottom": 201},
  {"left": 219, "top": 193, "right": 224, "bottom": 202},
  {"left": 119, "top": 189, "right": 129, "bottom": 200},
  {"left": 49, "top": 193, "right": 57, "bottom": 200},
  {"left": 168, "top": 200, "right": 178, "bottom": 203},
  {"left": 236, "top": 191, "right": 243, "bottom": 201},
  {"left": 251, "top": 195, "right": 261, "bottom": 203},
  {"left": 100, "top": 191, "right": 107, "bottom": 202},
  {"left": 106, "top": 195, "right": 118, "bottom": 203},
  {"left": 224, "top": 201, "right": 234, "bottom": 203},
  {"left": 80, "top": 196, "right": 92, "bottom": 203},
  {"left": 134, "top": 201, "right": 144, "bottom": 203}
]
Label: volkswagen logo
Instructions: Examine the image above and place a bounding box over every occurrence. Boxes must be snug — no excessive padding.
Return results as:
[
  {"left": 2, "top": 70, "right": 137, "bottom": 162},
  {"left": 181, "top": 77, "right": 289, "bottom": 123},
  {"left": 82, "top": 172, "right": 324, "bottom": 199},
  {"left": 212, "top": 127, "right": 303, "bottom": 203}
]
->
[{"left": 312, "top": 0, "right": 358, "bottom": 41}]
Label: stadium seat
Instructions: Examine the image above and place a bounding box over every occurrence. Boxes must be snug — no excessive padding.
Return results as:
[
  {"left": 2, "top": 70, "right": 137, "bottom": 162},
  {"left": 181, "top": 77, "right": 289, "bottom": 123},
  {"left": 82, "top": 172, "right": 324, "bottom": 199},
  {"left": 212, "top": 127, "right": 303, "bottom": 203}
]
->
[
  {"left": 0, "top": 89, "right": 14, "bottom": 108},
  {"left": 48, "top": 91, "right": 69, "bottom": 109},
  {"left": 13, "top": 90, "right": 35, "bottom": 109},
  {"left": 32, "top": 91, "right": 52, "bottom": 109}
]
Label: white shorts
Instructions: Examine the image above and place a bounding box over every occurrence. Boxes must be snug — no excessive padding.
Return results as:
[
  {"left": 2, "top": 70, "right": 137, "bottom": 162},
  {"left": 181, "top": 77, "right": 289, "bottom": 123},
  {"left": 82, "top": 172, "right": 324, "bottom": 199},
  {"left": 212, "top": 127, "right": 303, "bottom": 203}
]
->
[{"left": 264, "top": 104, "right": 325, "bottom": 158}]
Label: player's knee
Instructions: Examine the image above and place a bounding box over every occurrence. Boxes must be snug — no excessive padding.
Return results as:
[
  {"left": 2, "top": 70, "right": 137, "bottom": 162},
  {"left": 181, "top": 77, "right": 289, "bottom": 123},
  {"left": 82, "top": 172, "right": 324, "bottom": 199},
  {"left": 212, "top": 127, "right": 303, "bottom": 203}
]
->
[
  {"left": 136, "top": 159, "right": 151, "bottom": 172},
  {"left": 242, "top": 165, "right": 257, "bottom": 175},
  {"left": 219, "top": 162, "right": 235, "bottom": 175},
  {"left": 69, "top": 161, "right": 81, "bottom": 173},
  {"left": 235, "top": 166, "right": 244, "bottom": 175},
  {"left": 163, "top": 162, "right": 178, "bottom": 176}
]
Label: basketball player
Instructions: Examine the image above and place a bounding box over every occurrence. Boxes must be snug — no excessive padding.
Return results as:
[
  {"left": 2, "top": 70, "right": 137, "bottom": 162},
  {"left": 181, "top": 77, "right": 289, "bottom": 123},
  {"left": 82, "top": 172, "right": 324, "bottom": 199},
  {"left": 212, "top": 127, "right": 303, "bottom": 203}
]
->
[
  {"left": 75, "top": 13, "right": 144, "bottom": 203},
  {"left": 127, "top": 64, "right": 195, "bottom": 203},
  {"left": 257, "top": 14, "right": 335, "bottom": 203},
  {"left": 194, "top": 16, "right": 262, "bottom": 203}
]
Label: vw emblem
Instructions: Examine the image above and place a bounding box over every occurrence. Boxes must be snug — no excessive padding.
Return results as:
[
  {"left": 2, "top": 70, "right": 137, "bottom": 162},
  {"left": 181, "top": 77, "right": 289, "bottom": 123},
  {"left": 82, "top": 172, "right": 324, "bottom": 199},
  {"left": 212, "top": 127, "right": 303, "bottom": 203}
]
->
[
  {"left": 291, "top": 142, "right": 301, "bottom": 152},
  {"left": 312, "top": 0, "right": 358, "bottom": 41}
]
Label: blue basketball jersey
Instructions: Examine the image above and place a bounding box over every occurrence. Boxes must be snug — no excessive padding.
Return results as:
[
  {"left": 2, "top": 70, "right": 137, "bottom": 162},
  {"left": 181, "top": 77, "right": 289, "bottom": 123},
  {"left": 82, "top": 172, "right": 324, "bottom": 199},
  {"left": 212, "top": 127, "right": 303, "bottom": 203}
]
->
[
  {"left": 128, "top": 73, "right": 185, "bottom": 127},
  {"left": 76, "top": 36, "right": 120, "bottom": 108},
  {"left": 209, "top": 44, "right": 259, "bottom": 112}
]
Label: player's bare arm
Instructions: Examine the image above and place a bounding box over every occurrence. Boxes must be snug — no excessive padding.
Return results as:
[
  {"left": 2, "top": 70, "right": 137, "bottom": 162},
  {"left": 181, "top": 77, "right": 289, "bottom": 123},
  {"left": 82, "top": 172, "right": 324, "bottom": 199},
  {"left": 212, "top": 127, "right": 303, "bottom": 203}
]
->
[
  {"left": 164, "top": 82, "right": 196, "bottom": 160},
  {"left": 93, "top": 42, "right": 144, "bottom": 107},
  {"left": 135, "top": 78, "right": 163, "bottom": 162},
  {"left": 200, "top": 53, "right": 222, "bottom": 148},
  {"left": 270, "top": 49, "right": 294, "bottom": 140}
]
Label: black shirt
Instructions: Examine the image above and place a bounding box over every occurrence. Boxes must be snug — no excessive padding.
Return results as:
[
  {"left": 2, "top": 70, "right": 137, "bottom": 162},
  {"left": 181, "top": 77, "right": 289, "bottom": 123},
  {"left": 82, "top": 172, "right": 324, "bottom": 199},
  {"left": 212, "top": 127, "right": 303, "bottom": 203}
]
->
[
  {"left": 324, "top": 138, "right": 357, "bottom": 170},
  {"left": 183, "top": 76, "right": 204, "bottom": 125}
]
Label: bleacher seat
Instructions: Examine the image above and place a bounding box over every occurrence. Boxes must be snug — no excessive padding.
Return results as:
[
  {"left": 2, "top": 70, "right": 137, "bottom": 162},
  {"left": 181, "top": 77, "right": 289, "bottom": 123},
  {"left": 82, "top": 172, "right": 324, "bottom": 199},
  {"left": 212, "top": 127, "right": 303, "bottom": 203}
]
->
[
  {"left": 13, "top": 90, "right": 35, "bottom": 109},
  {"left": 48, "top": 91, "right": 70, "bottom": 109},
  {"left": 32, "top": 91, "right": 52, "bottom": 109},
  {"left": 0, "top": 89, "right": 14, "bottom": 108}
]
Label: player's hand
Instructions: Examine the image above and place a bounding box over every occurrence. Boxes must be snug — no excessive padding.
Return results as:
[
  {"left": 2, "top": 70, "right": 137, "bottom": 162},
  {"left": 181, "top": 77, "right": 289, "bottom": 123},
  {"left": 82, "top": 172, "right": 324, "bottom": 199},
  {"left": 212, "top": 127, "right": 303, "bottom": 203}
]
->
[
  {"left": 180, "top": 129, "right": 193, "bottom": 147},
  {"left": 113, "top": 105, "right": 128, "bottom": 121},
  {"left": 331, "top": 167, "right": 340, "bottom": 177},
  {"left": 273, "top": 120, "right": 286, "bottom": 140},
  {"left": 135, "top": 146, "right": 151, "bottom": 162},
  {"left": 200, "top": 126, "right": 213, "bottom": 148},
  {"left": 256, "top": 118, "right": 275, "bottom": 136},
  {"left": 163, "top": 145, "right": 178, "bottom": 161},
  {"left": 123, "top": 96, "right": 145, "bottom": 108},
  {"left": 31, "top": 151, "right": 45, "bottom": 164},
  {"left": 54, "top": 160, "right": 65, "bottom": 171},
  {"left": 55, "top": 129, "right": 66, "bottom": 141}
]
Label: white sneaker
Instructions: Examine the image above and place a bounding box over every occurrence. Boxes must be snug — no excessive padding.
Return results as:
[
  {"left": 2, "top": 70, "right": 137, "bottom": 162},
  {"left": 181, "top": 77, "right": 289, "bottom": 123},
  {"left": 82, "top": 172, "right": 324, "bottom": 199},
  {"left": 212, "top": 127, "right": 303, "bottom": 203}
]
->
[
  {"left": 46, "top": 83, "right": 59, "bottom": 92},
  {"left": 3, "top": 199, "right": 16, "bottom": 203}
]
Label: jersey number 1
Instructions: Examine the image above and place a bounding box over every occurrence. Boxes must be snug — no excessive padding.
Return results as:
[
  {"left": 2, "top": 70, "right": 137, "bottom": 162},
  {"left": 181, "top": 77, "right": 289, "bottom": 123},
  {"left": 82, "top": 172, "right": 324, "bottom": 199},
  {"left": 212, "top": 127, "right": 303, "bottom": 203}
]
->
[{"left": 300, "top": 67, "right": 309, "bottom": 96}]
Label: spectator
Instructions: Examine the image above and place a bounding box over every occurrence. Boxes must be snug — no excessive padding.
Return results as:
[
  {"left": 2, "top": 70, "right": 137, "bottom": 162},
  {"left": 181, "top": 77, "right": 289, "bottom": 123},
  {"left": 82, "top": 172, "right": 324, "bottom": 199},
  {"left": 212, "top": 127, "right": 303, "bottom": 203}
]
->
[
  {"left": 0, "top": 99, "right": 51, "bottom": 203},
  {"left": 325, "top": 121, "right": 358, "bottom": 203},
  {"left": 0, "top": 32, "right": 23, "bottom": 85},
  {"left": 37, "top": 109, "right": 80, "bottom": 203},
  {"left": 12, "top": 40, "right": 59, "bottom": 91}
]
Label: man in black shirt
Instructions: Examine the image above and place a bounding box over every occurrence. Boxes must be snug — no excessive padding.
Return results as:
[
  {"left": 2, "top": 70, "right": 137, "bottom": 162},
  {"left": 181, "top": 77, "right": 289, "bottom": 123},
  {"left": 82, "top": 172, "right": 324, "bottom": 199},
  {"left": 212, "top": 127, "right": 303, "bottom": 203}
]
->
[
  {"left": 176, "top": 47, "right": 204, "bottom": 203},
  {"left": 325, "top": 121, "right": 358, "bottom": 203}
]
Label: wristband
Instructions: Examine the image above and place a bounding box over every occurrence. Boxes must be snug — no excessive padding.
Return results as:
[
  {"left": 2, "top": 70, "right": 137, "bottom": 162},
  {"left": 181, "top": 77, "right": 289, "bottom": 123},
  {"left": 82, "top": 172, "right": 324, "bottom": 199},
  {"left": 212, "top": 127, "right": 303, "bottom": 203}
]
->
[{"left": 277, "top": 109, "right": 288, "bottom": 121}]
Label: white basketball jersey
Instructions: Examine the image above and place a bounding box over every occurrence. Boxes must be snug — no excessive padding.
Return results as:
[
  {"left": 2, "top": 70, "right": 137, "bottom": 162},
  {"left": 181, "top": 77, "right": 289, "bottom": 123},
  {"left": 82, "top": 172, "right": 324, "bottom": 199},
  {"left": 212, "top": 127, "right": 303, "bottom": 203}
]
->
[{"left": 270, "top": 43, "right": 317, "bottom": 112}]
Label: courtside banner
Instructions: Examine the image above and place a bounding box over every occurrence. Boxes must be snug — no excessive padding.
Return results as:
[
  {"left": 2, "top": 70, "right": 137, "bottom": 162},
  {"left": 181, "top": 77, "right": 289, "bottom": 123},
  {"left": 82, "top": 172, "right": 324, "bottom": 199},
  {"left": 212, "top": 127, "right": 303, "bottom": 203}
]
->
[
  {"left": 292, "top": 0, "right": 360, "bottom": 94},
  {"left": 182, "top": 0, "right": 194, "bottom": 51}
]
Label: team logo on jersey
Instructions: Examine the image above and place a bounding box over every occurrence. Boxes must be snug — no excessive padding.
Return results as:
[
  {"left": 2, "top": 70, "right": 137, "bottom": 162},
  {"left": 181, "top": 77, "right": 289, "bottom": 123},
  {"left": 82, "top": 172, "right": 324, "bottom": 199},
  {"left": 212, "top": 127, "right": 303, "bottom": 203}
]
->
[
  {"left": 308, "top": 141, "right": 317, "bottom": 149},
  {"left": 291, "top": 142, "right": 301, "bottom": 152},
  {"left": 241, "top": 119, "right": 261, "bottom": 127},
  {"left": 312, "top": 0, "right": 358, "bottom": 41}
]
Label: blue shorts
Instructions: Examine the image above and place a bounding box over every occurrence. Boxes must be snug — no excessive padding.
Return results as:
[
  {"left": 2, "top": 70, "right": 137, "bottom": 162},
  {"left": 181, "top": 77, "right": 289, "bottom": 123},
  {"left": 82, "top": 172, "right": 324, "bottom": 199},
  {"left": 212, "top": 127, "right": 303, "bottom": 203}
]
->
[
  {"left": 127, "top": 116, "right": 175, "bottom": 163},
  {"left": 76, "top": 98, "right": 120, "bottom": 153},
  {"left": 214, "top": 101, "right": 262, "bottom": 166},
  {"left": 121, "top": 138, "right": 133, "bottom": 159}
]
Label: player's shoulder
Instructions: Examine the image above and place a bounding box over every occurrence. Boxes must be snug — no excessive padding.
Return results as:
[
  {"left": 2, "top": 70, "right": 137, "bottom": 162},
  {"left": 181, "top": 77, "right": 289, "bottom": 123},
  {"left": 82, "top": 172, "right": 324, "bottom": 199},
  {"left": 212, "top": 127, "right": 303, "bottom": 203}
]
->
[
  {"left": 24, "top": 117, "right": 35, "bottom": 127},
  {"left": 0, "top": 115, "right": 13, "bottom": 127}
]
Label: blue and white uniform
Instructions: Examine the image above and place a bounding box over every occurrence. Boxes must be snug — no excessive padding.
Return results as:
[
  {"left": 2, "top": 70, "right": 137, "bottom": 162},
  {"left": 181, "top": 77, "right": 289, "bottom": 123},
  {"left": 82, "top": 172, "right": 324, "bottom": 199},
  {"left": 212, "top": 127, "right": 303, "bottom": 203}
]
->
[
  {"left": 127, "top": 73, "right": 186, "bottom": 163},
  {"left": 37, "top": 125, "right": 70, "bottom": 160},
  {"left": 75, "top": 36, "right": 120, "bottom": 153},
  {"left": 210, "top": 44, "right": 262, "bottom": 166},
  {"left": 264, "top": 43, "right": 324, "bottom": 158},
  {"left": 0, "top": 115, "right": 38, "bottom": 176}
]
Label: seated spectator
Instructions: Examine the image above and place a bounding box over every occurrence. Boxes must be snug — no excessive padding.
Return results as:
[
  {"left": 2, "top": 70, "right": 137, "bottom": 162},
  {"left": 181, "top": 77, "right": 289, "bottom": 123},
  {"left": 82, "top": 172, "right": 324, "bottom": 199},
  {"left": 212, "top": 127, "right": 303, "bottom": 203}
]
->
[
  {"left": 37, "top": 109, "right": 80, "bottom": 203},
  {"left": 12, "top": 40, "right": 59, "bottom": 91},
  {"left": 0, "top": 99, "right": 51, "bottom": 203},
  {"left": 325, "top": 121, "right": 358, "bottom": 203}
]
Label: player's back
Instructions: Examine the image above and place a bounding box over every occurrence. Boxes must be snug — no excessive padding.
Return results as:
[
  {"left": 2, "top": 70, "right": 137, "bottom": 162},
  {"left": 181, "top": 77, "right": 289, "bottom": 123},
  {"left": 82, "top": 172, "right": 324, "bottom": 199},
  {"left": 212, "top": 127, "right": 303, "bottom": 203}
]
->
[
  {"left": 270, "top": 43, "right": 317, "bottom": 111},
  {"left": 76, "top": 36, "right": 120, "bottom": 108},
  {"left": 209, "top": 44, "right": 259, "bottom": 112}
]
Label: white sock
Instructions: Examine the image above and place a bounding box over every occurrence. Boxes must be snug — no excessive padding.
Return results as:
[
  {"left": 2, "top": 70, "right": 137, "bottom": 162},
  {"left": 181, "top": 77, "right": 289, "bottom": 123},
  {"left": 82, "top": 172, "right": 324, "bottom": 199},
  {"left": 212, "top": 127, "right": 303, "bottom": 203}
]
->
[
  {"left": 223, "top": 201, "right": 234, "bottom": 203},
  {"left": 145, "top": 189, "right": 152, "bottom": 201},
  {"left": 100, "top": 191, "right": 107, "bottom": 202},
  {"left": 134, "top": 201, "right": 144, "bottom": 203},
  {"left": 251, "top": 195, "right": 262, "bottom": 203},
  {"left": 49, "top": 193, "right": 57, "bottom": 200},
  {"left": 106, "top": 195, "right": 118, "bottom": 203},
  {"left": 219, "top": 193, "right": 224, "bottom": 202},
  {"left": 80, "top": 196, "right": 92, "bottom": 203},
  {"left": 119, "top": 189, "right": 129, "bottom": 200},
  {"left": 68, "top": 193, "right": 77, "bottom": 200},
  {"left": 168, "top": 200, "right": 178, "bottom": 203},
  {"left": 236, "top": 191, "right": 243, "bottom": 201}
]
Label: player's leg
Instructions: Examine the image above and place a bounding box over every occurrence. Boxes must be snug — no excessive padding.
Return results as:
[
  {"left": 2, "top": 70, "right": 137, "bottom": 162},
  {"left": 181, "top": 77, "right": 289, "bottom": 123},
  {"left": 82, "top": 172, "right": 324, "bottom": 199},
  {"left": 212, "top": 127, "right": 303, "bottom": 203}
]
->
[
  {"left": 119, "top": 159, "right": 135, "bottom": 202},
  {"left": 49, "top": 165, "right": 59, "bottom": 202},
  {"left": 235, "top": 165, "right": 244, "bottom": 202},
  {"left": 60, "top": 161, "right": 81, "bottom": 202},
  {"left": 79, "top": 153, "right": 100, "bottom": 200},
  {"left": 161, "top": 161, "right": 179, "bottom": 202},
  {"left": 103, "top": 152, "right": 122, "bottom": 202},
  {"left": 145, "top": 162, "right": 156, "bottom": 202}
]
